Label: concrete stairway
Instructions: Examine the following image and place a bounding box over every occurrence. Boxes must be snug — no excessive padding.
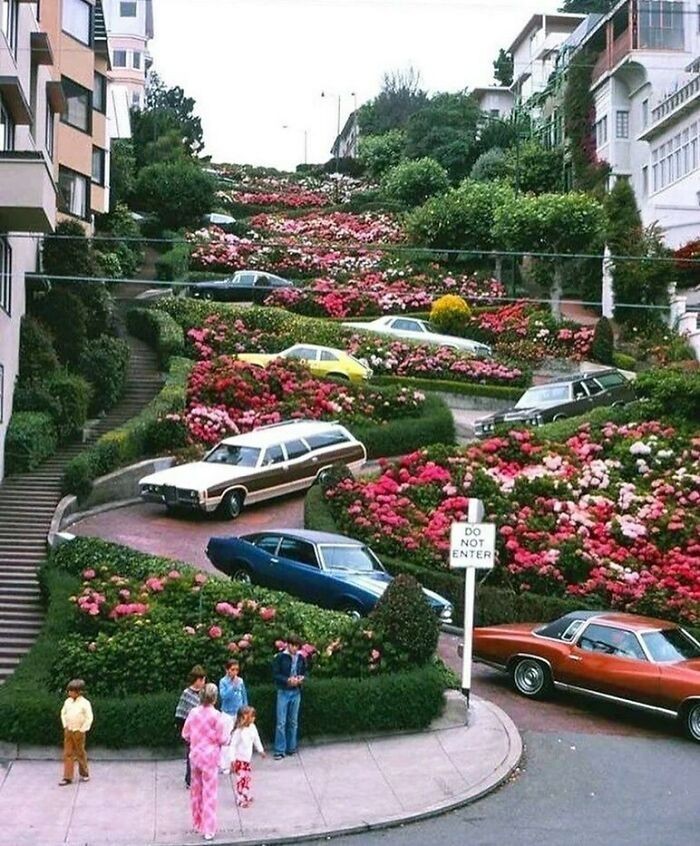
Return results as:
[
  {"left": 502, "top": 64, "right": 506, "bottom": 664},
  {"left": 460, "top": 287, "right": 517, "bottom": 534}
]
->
[{"left": 0, "top": 333, "right": 163, "bottom": 683}]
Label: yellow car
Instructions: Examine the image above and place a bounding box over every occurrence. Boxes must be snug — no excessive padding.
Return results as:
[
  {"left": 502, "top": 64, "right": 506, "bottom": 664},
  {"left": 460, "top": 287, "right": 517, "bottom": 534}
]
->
[{"left": 237, "top": 344, "right": 372, "bottom": 384}]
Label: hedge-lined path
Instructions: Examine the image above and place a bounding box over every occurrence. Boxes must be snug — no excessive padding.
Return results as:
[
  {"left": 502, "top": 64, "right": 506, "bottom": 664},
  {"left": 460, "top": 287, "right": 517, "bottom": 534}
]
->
[
  {"left": 70, "top": 499, "right": 670, "bottom": 741},
  {"left": 0, "top": 333, "right": 163, "bottom": 683},
  {"left": 0, "top": 694, "right": 521, "bottom": 846}
]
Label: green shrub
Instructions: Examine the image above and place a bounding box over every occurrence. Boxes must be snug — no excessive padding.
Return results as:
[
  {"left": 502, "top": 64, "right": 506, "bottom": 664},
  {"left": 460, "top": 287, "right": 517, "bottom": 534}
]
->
[
  {"left": 612, "top": 351, "right": 636, "bottom": 371},
  {"left": 126, "top": 307, "right": 185, "bottom": 367},
  {"left": 17, "top": 316, "right": 59, "bottom": 383},
  {"left": 470, "top": 147, "right": 509, "bottom": 182},
  {"left": 61, "top": 358, "right": 190, "bottom": 497},
  {"left": 590, "top": 317, "right": 614, "bottom": 365},
  {"left": 92, "top": 251, "right": 123, "bottom": 279},
  {"left": 5, "top": 412, "right": 58, "bottom": 474},
  {"left": 42, "top": 220, "right": 95, "bottom": 278},
  {"left": 12, "top": 381, "right": 61, "bottom": 420},
  {"left": 33, "top": 287, "right": 88, "bottom": 365},
  {"left": 371, "top": 573, "right": 439, "bottom": 664},
  {"left": 78, "top": 335, "right": 130, "bottom": 414},
  {"left": 45, "top": 370, "right": 92, "bottom": 440},
  {"left": 155, "top": 242, "right": 191, "bottom": 281},
  {"left": 382, "top": 157, "right": 449, "bottom": 207},
  {"left": 357, "top": 130, "right": 406, "bottom": 180},
  {"left": 635, "top": 367, "right": 700, "bottom": 422},
  {"left": 134, "top": 161, "right": 216, "bottom": 231}
]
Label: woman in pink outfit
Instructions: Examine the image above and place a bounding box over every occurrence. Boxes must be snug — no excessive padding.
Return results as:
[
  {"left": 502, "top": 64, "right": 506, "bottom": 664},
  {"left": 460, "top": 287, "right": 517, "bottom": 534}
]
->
[{"left": 182, "top": 683, "right": 230, "bottom": 842}]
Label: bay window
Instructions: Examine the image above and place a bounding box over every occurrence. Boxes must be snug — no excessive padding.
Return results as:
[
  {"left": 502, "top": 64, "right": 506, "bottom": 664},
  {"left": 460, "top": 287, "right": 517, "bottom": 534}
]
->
[
  {"left": 61, "top": 77, "right": 92, "bottom": 133},
  {"left": 638, "top": 1, "right": 684, "bottom": 50},
  {"left": 58, "top": 167, "right": 89, "bottom": 219}
]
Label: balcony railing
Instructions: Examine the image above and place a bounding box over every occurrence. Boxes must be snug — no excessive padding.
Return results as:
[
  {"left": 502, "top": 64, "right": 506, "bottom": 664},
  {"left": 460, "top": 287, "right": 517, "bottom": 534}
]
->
[{"left": 651, "top": 75, "right": 700, "bottom": 123}]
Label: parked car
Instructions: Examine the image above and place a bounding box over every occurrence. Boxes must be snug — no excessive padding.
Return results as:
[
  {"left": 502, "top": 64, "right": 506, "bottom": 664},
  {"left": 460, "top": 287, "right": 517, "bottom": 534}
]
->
[
  {"left": 473, "top": 610, "right": 700, "bottom": 741},
  {"left": 189, "top": 270, "right": 294, "bottom": 303},
  {"left": 237, "top": 344, "right": 372, "bottom": 383},
  {"left": 139, "top": 420, "right": 366, "bottom": 519},
  {"left": 206, "top": 528, "right": 453, "bottom": 622},
  {"left": 342, "top": 315, "right": 492, "bottom": 356},
  {"left": 473, "top": 369, "right": 635, "bottom": 437}
]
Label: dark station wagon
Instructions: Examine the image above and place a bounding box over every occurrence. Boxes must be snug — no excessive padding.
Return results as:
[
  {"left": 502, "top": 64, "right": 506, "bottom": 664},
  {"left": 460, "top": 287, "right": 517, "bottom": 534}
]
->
[
  {"left": 189, "top": 270, "right": 294, "bottom": 303},
  {"left": 139, "top": 420, "right": 366, "bottom": 519}
]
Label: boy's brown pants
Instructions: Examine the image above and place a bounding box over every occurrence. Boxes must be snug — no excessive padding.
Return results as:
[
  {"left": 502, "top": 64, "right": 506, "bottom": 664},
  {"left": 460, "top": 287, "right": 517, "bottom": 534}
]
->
[{"left": 63, "top": 730, "right": 89, "bottom": 780}]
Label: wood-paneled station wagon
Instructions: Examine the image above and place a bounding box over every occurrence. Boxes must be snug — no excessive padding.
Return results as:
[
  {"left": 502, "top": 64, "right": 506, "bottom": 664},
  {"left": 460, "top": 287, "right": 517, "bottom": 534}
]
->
[{"left": 139, "top": 420, "right": 366, "bottom": 519}]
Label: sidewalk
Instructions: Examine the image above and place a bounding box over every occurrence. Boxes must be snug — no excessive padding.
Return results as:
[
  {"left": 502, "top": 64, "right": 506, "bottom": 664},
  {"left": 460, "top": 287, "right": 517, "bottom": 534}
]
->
[{"left": 0, "top": 693, "right": 521, "bottom": 846}]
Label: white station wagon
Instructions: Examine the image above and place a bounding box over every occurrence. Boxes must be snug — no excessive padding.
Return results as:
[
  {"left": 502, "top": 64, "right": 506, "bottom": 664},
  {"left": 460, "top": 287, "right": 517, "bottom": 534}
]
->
[{"left": 342, "top": 315, "right": 492, "bottom": 356}]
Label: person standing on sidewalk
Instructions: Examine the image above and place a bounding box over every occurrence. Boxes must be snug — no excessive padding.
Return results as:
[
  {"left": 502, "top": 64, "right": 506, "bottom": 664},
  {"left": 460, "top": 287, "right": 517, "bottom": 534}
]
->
[
  {"left": 58, "top": 678, "right": 93, "bottom": 786},
  {"left": 272, "top": 635, "right": 307, "bottom": 760},
  {"left": 218, "top": 659, "right": 248, "bottom": 772},
  {"left": 175, "top": 665, "right": 207, "bottom": 788},
  {"left": 182, "top": 683, "right": 230, "bottom": 842},
  {"left": 230, "top": 706, "right": 265, "bottom": 807}
]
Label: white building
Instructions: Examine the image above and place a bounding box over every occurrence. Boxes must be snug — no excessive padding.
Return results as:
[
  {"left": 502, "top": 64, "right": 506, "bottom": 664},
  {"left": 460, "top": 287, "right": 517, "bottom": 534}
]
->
[
  {"left": 573, "top": 0, "right": 700, "bottom": 247},
  {"left": 472, "top": 87, "right": 514, "bottom": 120},
  {"left": 102, "top": 0, "right": 154, "bottom": 138},
  {"left": 331, "top": 111, "right": 360, "bottom": 159}
]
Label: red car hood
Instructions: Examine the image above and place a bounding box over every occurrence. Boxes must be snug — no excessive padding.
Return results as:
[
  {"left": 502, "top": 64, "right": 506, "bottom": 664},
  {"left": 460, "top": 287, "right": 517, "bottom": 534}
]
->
[{"left": 677, "top": 658, "right": 700, "bottom": 673}]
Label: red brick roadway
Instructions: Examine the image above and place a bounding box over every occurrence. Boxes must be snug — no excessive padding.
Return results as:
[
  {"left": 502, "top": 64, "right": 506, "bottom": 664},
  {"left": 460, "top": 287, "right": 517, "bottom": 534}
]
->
[{"left": 72, "top": 496, "right": 668, "bottom": 741}]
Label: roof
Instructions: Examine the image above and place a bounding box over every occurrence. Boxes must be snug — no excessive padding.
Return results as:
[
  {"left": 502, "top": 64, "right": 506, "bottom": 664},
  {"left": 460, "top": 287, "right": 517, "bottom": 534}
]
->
[
  {"left": 472, "top": 86, "right": 514, "bottom": 98},
  {"left": 535, "top": 368, "right": 621, "bottom": 386},
  {"left": 244, "top": 529, "right": 361, "bottom": 546},
  {"left": 591, "top": 612, "right": 677, "bottom": 632},
  {"left": 221, "top": 420, "right": 349, "bottom": 448},
  {"left": 508, "top": 12, "right": 586, "bottom": 55}
]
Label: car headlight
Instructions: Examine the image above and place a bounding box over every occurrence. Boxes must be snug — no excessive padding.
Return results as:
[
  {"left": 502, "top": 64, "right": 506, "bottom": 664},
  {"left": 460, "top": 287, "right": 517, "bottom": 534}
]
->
[
  {"left": 440, "top": 604, "right": 453, "bottom": 622},
  {"left": 181, "top": 489, "right": 200, "bottom": 501},
  {"left": 143, "top": 484, "right": 162, "bottom": 494}
]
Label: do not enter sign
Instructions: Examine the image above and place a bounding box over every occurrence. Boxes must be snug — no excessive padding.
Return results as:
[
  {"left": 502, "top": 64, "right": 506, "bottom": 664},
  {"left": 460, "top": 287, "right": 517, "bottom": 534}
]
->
[{"left": 449, "top": 522, "right": 496, "bottom": 569}]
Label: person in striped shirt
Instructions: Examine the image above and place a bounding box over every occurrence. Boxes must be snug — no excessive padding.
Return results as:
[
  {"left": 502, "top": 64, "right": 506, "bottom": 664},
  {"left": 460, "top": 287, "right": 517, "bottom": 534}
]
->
[{"left": 175, "top": 665, "right": 207, "bottom": 788}]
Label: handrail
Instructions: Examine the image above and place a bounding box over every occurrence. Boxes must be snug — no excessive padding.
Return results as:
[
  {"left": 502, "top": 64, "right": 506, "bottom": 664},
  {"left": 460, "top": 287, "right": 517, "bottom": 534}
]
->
[{"left": 651, "top": 74, "right": 700, "bottom": 123}]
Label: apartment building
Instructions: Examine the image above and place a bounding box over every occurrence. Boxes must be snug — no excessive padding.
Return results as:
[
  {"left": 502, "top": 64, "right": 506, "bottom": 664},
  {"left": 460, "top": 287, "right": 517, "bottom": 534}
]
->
[
  {"left": 0, "top": 0, "right": 111, "bottom": 480},
  {"left": 101, "top": 0, "right": 153, "bottom": 138},
  {"left": 568, "top": 0, "right": 700, "bottom": 247}
]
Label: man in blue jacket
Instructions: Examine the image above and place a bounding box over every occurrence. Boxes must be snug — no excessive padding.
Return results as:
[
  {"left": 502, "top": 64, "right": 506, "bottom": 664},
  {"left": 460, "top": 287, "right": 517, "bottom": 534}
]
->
[{"left": 272, "top": 634, "right": 307, "bottom": 760}]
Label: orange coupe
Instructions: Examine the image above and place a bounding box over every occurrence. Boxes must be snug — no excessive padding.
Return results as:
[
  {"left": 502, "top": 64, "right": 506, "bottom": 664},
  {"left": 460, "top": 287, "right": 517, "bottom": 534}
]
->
[{"left": 473, "top": 610, "right": 700, "bottom": 741}]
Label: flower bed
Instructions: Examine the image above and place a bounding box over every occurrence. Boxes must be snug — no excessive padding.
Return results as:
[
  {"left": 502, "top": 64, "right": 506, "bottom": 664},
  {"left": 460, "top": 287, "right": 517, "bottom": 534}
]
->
[
  {"left": 250, "top": 211, "right": 405, "bottom": 243},
  {"left": 0, "top": 539, "right": 447, "bottom": 748},
  {"left": 173, "top": 356, "right": 426, "bottom": 445},
  {"left": 321, "top": 420, "right": 700, "bottom": 624}
]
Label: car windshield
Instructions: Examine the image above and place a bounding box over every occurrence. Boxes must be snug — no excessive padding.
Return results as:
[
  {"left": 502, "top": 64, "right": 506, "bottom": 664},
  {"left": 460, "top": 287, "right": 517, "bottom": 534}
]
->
[
  {"left": 516, "top": 384, "right": 570, "bottom": 408},
  {"left": 204, "top": 444, "right": 260, "bottom": 467},
  {"left": 319, "top": 544, "right": 385, "bottom": 572},
  {"left": 642, "top": 628, "right": 700, "bottom": 662}
]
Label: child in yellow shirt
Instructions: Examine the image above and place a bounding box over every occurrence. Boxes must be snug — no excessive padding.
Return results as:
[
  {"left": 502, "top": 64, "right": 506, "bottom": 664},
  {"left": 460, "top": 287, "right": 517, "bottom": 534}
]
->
[{"left": 59, "top": 679, "right": 94, "bottom": 786}]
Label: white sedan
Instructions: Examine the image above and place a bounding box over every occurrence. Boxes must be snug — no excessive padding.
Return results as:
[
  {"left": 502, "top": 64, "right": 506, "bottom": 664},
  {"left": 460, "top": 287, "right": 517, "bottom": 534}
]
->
[{"left": 342, "top": 315, "right": 492, "bottom": 356}]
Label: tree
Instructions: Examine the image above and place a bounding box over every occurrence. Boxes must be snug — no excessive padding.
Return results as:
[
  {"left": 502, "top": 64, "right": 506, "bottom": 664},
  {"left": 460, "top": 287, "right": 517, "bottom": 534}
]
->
[
  {"left": 133, "top": 160, "right": 215, "bottom": 230},
  {"left": 144, "top": 71, "right": 204, "bottom": 157},
  {"left": 470, "top": 147, "right": 509, "bottom": 182},
  {"left": 493, "top": 48, "right": 513, "bottom": 87},
  {"left": 43, "top": 220, "right": 94, "bottom": 278},
  {"left": 404, "top": 91, "right": 482, "bottom": 181},
  {"left": 109, "top": 139, "right": 136, "bottom": 210},
  {"left": 506, "top": 141, "right": 565, "bottom": 194},
  {"left": 493, "top": 192, "right": 606, "bottom": 317},
  {"left": 382, "top": 158, "right": 449, "bottom": 207},
  {"left": 358, "top": 67, "right": 428, "bottom": 135},
  {"left": 358, "top": 130, "right": 406, "bottom": 180}
]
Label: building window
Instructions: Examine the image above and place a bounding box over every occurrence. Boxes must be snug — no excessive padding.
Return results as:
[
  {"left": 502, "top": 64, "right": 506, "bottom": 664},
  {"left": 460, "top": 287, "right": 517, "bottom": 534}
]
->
[
  {"left": 132, "top": 51, "right": 142, "bottom": 70},
  {"left": 120, "top": 1, "right": 137, "bottom": 15},
  {"left": 61, "top": 77, "right": 92, "bottom": 133},
  {"left": 45, "top": 100, "right": 54, "bottom": 158},
  {"left": 638, "top": 0, "right": 684, "bottom": 50},
  {"left": 62, "top": 0, "right": 92, "bottom": 45},
  {"left": 616, "top": 110, "right": 629, "bottom": 139},
  {"left": 651, "top": 121, "right": 699, "bottom": 192},
  {"left": 0, "top": 96, "right": 15, "bottom": 151},
  {"left": 642, "top": 165, "right": 648, "bottom": 196},
  {"left": 113, "top": 49, "right": 127, "bottom": 67},
  {"left": 0, "top": 236, "right": 11, "bottom": 317},
  {"left": 131, "top": 90, "right": 141, "bottom": 109},
  {"left": 1, "top": 0, "right": 19, "bottom": 56},
  {"left": 595, "top": 115, "right": 608, "bottom": 148},
  {"left": 642, "top": 98, "right": 649, "bottom": 128},
  {"left": 93, "top": 72, "right": 107, "bottom": 113},
  {"left": 58, "top": 167, "right": 89, "bottom": 219},
  {"left": 92, "top": 146, "right": 105, "bottom": 185}
]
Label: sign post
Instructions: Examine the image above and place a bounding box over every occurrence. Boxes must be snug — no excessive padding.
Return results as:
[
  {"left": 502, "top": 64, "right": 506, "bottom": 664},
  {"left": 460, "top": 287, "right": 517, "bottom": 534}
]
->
[{"left": 449, "top": 499, "right": 496, "bottom": 719}]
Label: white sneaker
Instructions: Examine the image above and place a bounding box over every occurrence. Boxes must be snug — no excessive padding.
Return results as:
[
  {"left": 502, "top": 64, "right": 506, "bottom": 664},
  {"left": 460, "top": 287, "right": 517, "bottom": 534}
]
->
[{"left": 203, "top": 835, "right": 214, "bottom": 842}]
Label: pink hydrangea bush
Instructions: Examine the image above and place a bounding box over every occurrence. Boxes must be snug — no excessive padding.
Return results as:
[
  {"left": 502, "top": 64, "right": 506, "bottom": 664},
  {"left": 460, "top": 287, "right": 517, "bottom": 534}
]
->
[{"left": 324, "top": 421, "right": 700, "bottom": 623}]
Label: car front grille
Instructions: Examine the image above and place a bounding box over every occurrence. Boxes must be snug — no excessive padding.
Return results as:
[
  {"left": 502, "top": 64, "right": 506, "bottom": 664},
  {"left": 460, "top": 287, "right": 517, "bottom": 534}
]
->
[{"left": 164, "top": 485, "right": 178, "bottom": 505}]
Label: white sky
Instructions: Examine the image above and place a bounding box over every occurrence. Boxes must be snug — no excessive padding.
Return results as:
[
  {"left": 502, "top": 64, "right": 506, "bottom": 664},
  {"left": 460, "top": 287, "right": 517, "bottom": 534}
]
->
[{"left": 150, "top": 0, "right": 563, "bottom": 170}]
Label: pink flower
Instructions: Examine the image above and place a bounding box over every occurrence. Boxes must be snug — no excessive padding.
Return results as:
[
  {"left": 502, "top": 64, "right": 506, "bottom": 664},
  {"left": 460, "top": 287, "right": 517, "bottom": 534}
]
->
[
  {"left": 227, "top": 642, "right": 240, "bottom": 652},
  {"left": 168, "top": 570, "right": 181, "bottom": 580},
  {"left": 194, "top": 573, "right": 208, "bottom": 586},
  {"left": 82, "top": 569, "right": 96, "bottom": 580},
  {"left": 208, "top": 625, "right": 223, "bottom": 639},
  {"left": 275, "top": 639, "right": 287, "bottom": 651},
  {"left": 259, "top": 606, "right": 276, "bottom": 621}
]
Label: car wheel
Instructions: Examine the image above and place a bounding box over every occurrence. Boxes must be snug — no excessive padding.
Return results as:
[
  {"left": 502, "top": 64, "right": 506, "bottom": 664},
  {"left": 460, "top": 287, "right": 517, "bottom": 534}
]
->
[
  {"left": 230, "top": 564, "right": 253, "bottom": 585},
  {"left": 683, "top": 701, "right": 700, "bottom": 742},
  {"left": 552, "top": 414, "right": 567, "bottom": 422},
  {"left": 510, "top": 657, "right": 553, "bottom": 699},
  {"left": 338, "top": 601, "right": 363, "bottom": 621},
  {"left": 220, "top": 490, "right": 244, "bottom": 520}
]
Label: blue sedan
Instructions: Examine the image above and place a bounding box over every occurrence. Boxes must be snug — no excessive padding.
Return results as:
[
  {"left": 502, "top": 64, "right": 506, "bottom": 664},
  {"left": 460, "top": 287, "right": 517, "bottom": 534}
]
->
[{"left": 205, "top": 529, "right": 453, "bottom": 623}]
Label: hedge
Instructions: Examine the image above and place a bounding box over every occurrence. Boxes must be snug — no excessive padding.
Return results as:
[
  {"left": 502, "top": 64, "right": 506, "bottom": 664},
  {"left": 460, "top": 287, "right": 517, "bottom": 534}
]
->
[
  {"left": 372, "top": 375, "right": 522, "bottom": 401},
  {"left": 4, "top": 412, "right": 58, "bottom": 475},
  {"left": 126, "top": 307, "right": 185, "bottom": 367},
  {"left": 78, "top": 335, "right": 130, "bottom": 415},
  {"left": 0, "top": 547, "right": 446, "bottom": 748},
  {"left": 353, "top": 393, "right": 455, "bottom": 458},
  {"left": 62, "top": 358, "right": 191, "bottom": 498},
  {"left": 155, "top": 242, "right": 191, "bottom": 282}
]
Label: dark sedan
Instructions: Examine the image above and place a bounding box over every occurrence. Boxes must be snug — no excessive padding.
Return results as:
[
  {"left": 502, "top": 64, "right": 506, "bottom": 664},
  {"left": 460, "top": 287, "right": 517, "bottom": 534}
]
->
[
  {"left": 206, "top": 529, "right": 453, "bottom": 622},
  {"left": 189, "top": 270, "right": 295, "bottom": 303},
  {"left": 474, "top": 369, "right": 635, "bottom": 437}
]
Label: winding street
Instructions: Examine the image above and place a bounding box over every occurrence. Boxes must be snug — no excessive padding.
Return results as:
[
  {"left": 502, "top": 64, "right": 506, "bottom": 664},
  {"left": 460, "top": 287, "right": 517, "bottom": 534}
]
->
[{"left": 69, "top": 494, "right": 700, "bottom": 846}]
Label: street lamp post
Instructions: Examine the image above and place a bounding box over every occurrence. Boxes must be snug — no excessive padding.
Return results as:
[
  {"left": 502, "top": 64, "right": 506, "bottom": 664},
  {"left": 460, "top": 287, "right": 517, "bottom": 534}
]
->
[{"left": 321, "top": 90, "right": 356, "bottom": 201}]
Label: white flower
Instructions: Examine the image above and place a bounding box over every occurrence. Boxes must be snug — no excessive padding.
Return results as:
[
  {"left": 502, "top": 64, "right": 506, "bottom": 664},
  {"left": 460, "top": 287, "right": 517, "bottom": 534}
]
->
[{"left": 629, "top": 441, "right": 652, "bottom": 456}]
